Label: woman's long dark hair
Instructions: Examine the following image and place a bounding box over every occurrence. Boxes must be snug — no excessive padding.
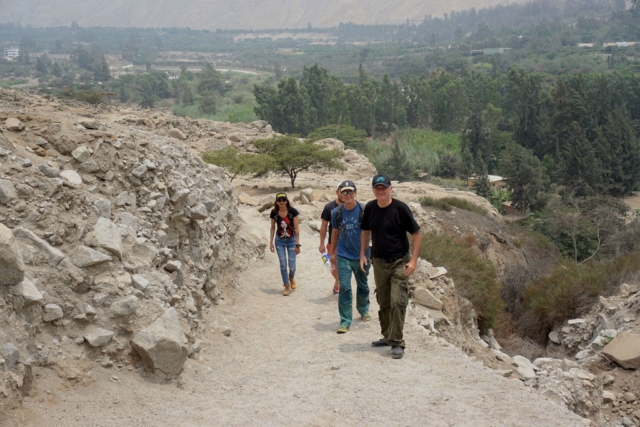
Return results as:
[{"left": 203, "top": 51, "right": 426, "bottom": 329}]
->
[{"left": 271, "top": 197, "right": 292, "bottom": 215}]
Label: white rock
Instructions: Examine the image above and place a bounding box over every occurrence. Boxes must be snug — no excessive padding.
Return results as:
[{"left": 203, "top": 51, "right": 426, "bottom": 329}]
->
[
  {"left": 5, "top": 118, "right": 25, "bottom": 131},
  {"left": 131, "top": 308, "right": 189, "bottom": 376},
  {"left": 412, "top": 288, "right": 443, "bottom": 310},
  {"left": 60, "top": 170, "right": 83, "bottom": 187},
  {"left": 237, "top": 192, "right": 259, "bottom": 206},
  {"left": 93, "top": 198, "right": 112, "bottom": 218},
  {"left": 132, "top": 274, "right": 150, "bottom": 291},
  {"left": 83, "top": 327, "right": 115, "bottom": 347},
  {"left": 602, "top": 391, "right": 616, "bottom": 403},
  {"left": 13, "top": 277, "right": 43, "bottom": 306},
  {"left": 513, "top": 355, "right": 536, "bottom": 379},
  {"left": 71, "top": 245, "right": 112, "bottom": 268},
  {"left": 568, "top": 318, "right": 586, "bottom": 326},
  {"left": 71, "top": 146, "right": 91, "bottom": 163},
  {"left": 164, "top": 261, "right": 182, "bottom": 272},
  {"left": 110, "top": 295, "right": 138, "bottom": 316},
  {"left": 131, "top": 164, "right": 148, "bottom": 178},
  {"left": 43, "top": 304, "right": 63, "bottom": 322},
  {"left": 189, "top": 203, "right": 209, "bottom": 220},
  {"left": 603, "top": 332, "right": 640, "bottom": 369},
  {"left": 548, "top": 331, "right": 561, "bottom": 344},
  {"left": 87, "top": 218, "right": 123, "bottom": 260},
  {"left": 118, "top": 212, "right": 139, "bottom": 232}
]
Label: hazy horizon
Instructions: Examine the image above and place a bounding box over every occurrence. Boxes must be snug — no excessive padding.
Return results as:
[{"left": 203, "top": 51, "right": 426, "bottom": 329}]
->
[{"left": 0, "top": 0, "right": 531, "bottom": 31}]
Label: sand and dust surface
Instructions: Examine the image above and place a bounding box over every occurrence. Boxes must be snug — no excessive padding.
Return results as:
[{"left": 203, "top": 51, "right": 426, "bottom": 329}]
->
[{"left": 10, "top": 204, "right": 587, "bottom": 427}]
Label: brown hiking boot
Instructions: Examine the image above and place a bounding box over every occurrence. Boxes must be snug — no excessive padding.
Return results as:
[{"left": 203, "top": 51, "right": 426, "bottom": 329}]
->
[
  {"left": 289, "top": 276, "right": 297, "bottom": 290},
  {"left": 283, "top": 283, "right": 291, "bottom": 296}
]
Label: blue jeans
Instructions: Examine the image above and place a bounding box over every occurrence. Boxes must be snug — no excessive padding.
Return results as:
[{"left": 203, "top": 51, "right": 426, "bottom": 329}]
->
[
  {"left": 275, "top": 236, "right": 296, "bottom": 284},
  {"left": 337, "top": 256, "right": 370, "bottom": 327}
]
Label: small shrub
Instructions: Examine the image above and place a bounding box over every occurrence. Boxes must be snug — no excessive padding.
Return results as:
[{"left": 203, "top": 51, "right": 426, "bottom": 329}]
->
[
  {"left": 521, "top": 252, "right": 640, "bottom": 341},
  {"left": 420, "top": 231, "right": 504, "bottom": 331},
  {"left": 420, "top": 196, "right": 487, "bottom": 216}
]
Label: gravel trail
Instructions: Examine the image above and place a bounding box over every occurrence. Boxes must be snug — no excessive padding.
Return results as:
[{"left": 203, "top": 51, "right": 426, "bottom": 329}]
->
[{"left": 13, "top": 206, "right": 587, "bottom": 427}]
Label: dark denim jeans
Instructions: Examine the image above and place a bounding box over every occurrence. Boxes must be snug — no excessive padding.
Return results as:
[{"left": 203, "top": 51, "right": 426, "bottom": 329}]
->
[{"left": 275, "top": 236, "right": 296, "bottom": 284}]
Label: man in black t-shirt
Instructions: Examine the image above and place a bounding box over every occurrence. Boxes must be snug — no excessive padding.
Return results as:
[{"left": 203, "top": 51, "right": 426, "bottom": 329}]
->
[
  {"left": 319, "top": 183, "right": 345, "bottom": 294},
  {"left": 360, "top": 173, "right": 422, "bottom": 359}
]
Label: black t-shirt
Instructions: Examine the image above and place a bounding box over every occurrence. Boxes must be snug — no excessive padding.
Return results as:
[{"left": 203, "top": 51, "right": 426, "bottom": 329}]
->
[
  {"left": 270, "top": 207, "right": 299, "bottom": 239},
  {"left": 361, "top": 199, "right": 420, "bottom": 259},
  {"left": 321, "top": 200, "right": 340, "bottom": 244}
]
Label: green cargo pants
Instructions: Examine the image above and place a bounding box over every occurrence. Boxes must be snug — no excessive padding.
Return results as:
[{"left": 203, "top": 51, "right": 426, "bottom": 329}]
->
[{"left": 372, "top": 253, "right": 411, "bottom": 348}]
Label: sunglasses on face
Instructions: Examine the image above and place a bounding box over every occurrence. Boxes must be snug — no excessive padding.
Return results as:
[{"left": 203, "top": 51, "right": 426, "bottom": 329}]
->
[
  {"left": 277, "top": 198, "right": 287, "bottom": 202},
  {"left": 341, "top": 190, "right": 355, "bottom": 195}
]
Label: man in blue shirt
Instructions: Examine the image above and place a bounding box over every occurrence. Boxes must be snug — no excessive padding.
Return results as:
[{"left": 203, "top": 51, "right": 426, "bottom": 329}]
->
[{"left": 330, "top": 180, "right": 371, "bottom": 334}]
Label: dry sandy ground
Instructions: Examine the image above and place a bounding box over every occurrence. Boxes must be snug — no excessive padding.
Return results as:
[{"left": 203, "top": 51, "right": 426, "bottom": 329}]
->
[{"left": 9, "top": 205, "right": 588, "bottom": 427}]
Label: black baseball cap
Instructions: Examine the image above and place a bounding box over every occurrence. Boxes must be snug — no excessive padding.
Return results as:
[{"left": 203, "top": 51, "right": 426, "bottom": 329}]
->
[
  {"left": 372, "top": 173, "right": 392, "bottom": 188},
  {"left": 275, "top": 192, "right": 288, "bottom": 200},
  {"left": 338, "top": 180, "right": 356, "bottom": 191}
]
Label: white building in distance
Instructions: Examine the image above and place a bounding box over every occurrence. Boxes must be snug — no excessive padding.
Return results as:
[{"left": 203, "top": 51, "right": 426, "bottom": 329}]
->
[{"left": 3, "top": 47, "right": 20, "bottom": 60}]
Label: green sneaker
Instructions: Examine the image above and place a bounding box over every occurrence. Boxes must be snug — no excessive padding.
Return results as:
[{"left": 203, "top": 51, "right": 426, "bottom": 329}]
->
[
  {"left": 336, "top": 325, "right": 349, "bottom": 334},
  {"left": 361, "top": 314, "right": 371, "bottom": 322}
]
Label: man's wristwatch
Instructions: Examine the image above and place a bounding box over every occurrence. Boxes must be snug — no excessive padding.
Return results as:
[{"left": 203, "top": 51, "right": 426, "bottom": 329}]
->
[{"left": 296, "top": 244, "right": 301, "bottom": 248}]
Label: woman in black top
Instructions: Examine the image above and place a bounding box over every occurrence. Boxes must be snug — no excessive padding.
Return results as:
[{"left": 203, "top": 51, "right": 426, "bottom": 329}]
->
[{"left": 269, "top": 192, "right": 300, "bottom": 296}]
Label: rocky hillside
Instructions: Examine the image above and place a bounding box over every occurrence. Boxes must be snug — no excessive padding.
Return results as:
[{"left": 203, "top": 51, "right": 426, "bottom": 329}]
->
[
  {"left": 3, "top": 0, "right": 529, "bottom": 30},
  {"left": 0, "top": 89, "right": 262, "bottom": 420}
]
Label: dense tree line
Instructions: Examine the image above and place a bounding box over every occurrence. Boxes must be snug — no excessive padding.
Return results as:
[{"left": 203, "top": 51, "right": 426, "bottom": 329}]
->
[{"left": 254, "top": 61, "right": 640, "bottom": 200}]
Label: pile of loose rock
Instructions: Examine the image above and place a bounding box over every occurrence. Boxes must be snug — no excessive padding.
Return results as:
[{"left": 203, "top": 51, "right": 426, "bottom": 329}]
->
[
  {"left": 543, "top": 284, "right": 640, "bottom": 426},
  {"left": 0, "top": 89, "right": 261, "bottom": 417}
]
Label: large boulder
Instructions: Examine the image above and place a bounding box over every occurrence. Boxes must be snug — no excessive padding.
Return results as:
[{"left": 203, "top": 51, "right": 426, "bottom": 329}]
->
[
  {"left": 0, "top": 224, "right": 25, "bottom": 286},
  {"left": 603, "top": 333, "right": 640, "bottom": 369},
  {"left": 131, "top": 308, "right": 189, "bottom": 376}
]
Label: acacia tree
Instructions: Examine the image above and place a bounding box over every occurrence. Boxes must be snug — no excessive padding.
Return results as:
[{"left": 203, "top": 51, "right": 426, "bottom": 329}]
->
[
  {"left": 251, "top": 136, "right": 344, "bottom": 188},
  {"left": 201, "top": 147, "right": 268, "bottom": 182}
]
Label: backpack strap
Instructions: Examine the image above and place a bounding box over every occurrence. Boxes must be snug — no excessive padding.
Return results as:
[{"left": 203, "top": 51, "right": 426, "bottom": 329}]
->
[{"left": 337, "top": 202, "right": 365, "bottom": 238}]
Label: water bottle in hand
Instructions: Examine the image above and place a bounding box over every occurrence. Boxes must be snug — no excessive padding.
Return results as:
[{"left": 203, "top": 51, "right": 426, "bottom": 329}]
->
[{"left": 322, "top": 252, "right": 334, "bottom": 272}]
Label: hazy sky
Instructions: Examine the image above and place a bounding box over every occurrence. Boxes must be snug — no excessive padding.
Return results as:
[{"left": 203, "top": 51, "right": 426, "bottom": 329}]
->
[{"left": 0, "top": 0, "right": 529, "bottom": 30}]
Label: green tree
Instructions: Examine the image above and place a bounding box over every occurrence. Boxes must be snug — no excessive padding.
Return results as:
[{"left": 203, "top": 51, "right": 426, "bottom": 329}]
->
[
  {"left": 50, "top": 61, "right": 63, "bottom": 78},
  {"left": 35, "top": 54, "right": 50, "bottom": 75},
  {"left": 199, "top": 92, "right": 218, "bottom": 115},
  {"left": 251, "top": 136, "right": 344, "bottom": 188},
  {"left": 511, "top": 70, "right": 544, "bottom": 157},
  {"left": 136, "top": 80, "right": 157, "bottom": 109},
  {"left": 474, "top": 174, "right": 493, "bottom": 199},
  {"left": 201, "top": 147, "right": 265, "bottom": 181},
  {"left": 93, "top": 55, "right": 111, "bottom": 82},
  {"left": 500, "top": 144, "right": 549, "bottom": 212},
  {"left": 382, "top": 135, "right": 418, "bottom": 182}
]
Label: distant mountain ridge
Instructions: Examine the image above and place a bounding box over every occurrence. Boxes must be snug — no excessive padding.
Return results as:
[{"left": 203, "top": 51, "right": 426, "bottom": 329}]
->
[{"left": 2, "top": 0, "right": 529, "bottom": 30}]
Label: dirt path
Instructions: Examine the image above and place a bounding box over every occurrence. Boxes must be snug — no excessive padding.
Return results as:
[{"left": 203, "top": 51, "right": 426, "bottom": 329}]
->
[{"left": 13, "top": 206, "right": 587, "bottom": 427}]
